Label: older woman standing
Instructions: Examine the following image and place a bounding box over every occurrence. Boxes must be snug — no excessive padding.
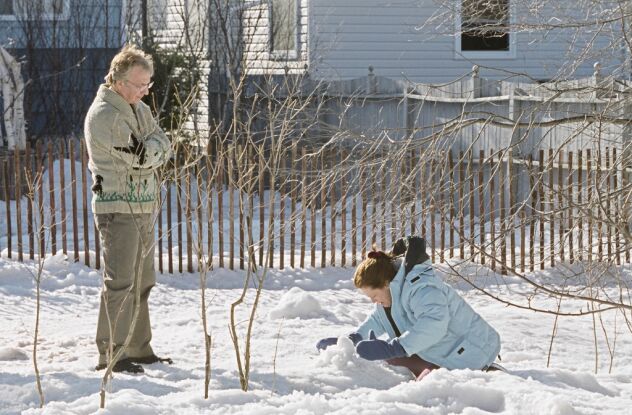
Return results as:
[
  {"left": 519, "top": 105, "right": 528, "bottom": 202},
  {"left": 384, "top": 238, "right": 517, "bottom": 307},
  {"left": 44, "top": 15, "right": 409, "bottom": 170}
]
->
[
  {"left": 317, "top": 236, "right": 502, "bottom": 379},
  {"left": 85, "top": 45, "right": 172, "bottom": 374}
]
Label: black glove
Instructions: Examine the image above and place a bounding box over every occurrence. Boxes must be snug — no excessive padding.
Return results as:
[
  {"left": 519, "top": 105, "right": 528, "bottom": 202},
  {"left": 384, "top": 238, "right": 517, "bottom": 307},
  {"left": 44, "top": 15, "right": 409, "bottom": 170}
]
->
[
  {"left": 316, "top": 332, "right": 363, "bottom": 351},
  {"left": 129, "top": 133, "right": 146, "bottom": 165},
  {"left": 355, "top": 330, "right": 407, "bottom": 361},
  {"left": 113, "top": 133, "right": 146, "bottom": 166}
]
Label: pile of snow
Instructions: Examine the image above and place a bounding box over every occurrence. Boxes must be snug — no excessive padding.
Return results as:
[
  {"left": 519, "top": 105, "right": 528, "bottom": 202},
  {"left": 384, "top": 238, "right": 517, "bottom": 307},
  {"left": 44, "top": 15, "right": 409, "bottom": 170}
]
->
[{"left": 268, "top": 287, "right": 323, "bottom": 320}]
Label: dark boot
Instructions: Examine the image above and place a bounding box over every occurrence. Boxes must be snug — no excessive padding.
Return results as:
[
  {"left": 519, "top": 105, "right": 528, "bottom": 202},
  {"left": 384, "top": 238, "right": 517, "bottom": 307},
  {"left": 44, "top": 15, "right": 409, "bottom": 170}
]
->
[
  {"left": 95, "top": 358, "right": 144, "bottom": 374},
  {"left": 484, "top": 362, "right": 507, "bottom": 372},
  {"left": 128, "top": 354, "right": 173, "bottom": 365}
]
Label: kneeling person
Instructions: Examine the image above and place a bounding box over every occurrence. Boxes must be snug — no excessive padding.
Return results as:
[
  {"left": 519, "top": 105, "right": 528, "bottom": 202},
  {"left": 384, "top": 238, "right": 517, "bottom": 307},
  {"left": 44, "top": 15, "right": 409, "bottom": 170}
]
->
[{"left": 317, "top": 236, "right": 502, "bottom": 379}]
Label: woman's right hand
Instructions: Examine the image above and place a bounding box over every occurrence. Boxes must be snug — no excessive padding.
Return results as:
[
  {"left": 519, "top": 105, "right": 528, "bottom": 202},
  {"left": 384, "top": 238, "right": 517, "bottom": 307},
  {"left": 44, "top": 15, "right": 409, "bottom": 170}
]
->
[
  {"left": 316, "top": 332, "right": 363, "bottom": 351},
  {"left": 316, "top": 337, "right": 338, "bottom": 351}
]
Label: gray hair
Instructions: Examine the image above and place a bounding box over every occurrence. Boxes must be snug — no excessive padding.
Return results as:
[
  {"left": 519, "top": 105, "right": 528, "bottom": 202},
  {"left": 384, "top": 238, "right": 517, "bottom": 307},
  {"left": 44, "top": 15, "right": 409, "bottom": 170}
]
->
[{"left": 104, "top": 44, "right": 153, "bottom": 86}]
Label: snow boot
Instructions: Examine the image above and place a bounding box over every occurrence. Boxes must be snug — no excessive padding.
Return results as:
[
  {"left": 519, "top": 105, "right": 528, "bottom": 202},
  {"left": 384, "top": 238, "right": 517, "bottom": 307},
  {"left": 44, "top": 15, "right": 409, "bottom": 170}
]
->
[
  {"left": 484, "top": 362, "right": 508, "bottom": 373},
  {"left": 95, "top": 358, "right": 144, "bottom": 374},
  {"left": 128, "top": 354, "right": 173, "bottom": 365}
]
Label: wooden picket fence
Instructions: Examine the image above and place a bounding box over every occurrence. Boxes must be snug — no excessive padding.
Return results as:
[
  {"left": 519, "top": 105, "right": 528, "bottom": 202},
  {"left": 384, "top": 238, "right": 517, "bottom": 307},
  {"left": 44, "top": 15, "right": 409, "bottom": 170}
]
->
[{"left": 0, "top": 140, "right": 629, "bottom": 274}]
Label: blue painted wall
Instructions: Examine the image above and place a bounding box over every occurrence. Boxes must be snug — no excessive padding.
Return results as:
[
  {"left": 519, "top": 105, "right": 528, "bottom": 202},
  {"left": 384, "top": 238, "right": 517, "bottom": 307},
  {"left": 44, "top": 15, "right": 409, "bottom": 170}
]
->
[{"left": 1, "top": 0, "right": 126, "bottom": 139}]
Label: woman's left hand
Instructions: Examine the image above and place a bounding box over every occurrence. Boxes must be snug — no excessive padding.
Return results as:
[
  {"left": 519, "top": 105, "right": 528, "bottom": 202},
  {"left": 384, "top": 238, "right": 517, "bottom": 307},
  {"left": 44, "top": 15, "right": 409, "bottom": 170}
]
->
[{"left": 355, "top": 330, "right": 407, "bottom": 361}]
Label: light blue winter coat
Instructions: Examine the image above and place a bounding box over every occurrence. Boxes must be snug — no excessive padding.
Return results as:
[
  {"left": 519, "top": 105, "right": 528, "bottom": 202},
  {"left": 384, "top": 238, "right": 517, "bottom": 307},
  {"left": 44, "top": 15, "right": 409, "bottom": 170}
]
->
[{"left": 355, "top": 260, "right": 501, "bottom": 370}]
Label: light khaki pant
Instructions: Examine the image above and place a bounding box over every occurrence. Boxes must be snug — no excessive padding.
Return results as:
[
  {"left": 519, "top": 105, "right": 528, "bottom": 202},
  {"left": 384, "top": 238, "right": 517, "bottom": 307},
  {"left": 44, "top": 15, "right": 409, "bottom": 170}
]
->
[{"left": 95, "top": 213, "right": 156, "bottom": 365}]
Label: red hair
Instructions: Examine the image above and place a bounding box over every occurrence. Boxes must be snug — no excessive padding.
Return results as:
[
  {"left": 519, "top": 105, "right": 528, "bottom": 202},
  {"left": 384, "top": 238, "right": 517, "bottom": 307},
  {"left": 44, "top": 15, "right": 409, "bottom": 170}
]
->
[{"left": 353, "top": 250, "right": 397, "bottom": 289}]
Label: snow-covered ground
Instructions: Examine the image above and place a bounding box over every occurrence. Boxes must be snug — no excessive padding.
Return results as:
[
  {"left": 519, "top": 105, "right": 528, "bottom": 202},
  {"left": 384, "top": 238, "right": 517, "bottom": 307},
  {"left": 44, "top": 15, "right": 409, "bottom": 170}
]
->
[{"left": 1, "top": 253, "right": 632, "bottom": 415}]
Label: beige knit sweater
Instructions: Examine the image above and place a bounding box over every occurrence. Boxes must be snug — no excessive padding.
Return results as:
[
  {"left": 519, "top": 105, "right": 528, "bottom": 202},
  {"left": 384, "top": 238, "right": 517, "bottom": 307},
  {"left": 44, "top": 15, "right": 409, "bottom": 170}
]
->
[{"left": 84, "top": 85, "right": 172, "bottom": 214}]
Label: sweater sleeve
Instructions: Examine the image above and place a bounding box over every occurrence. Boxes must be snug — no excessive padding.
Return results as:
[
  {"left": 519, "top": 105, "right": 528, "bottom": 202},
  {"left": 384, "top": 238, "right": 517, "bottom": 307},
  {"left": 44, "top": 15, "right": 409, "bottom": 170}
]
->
[
  {"left": 355, "top": 306, "right": 387, "bottom": 339},
  {"left": 397, "top": 284, "right": 450, "bottom": 356}
]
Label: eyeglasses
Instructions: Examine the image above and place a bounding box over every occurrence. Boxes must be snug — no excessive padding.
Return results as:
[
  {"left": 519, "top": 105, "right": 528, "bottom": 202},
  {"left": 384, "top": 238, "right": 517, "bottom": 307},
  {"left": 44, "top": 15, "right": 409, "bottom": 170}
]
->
[{"left": 125, "top": 79, "right": 154, "bottom": 91}]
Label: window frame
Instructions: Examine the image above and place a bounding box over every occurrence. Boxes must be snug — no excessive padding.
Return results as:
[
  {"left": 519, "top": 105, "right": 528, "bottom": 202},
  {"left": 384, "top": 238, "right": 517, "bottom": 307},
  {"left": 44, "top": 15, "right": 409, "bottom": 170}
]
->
[
  {"left": 0, "top": 0, "right": 70, "bottom": 22},
  {"left": 454, "top": 0, "right": 516, "bottom": 60},
  {"left": 268, "top": 0, "right": 300, "bottom": 61}
]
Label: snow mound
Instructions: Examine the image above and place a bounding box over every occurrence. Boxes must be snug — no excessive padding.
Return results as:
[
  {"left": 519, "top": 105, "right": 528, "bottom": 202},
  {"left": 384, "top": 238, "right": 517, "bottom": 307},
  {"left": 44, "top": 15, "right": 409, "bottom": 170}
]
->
[
  {"left": 0, "top": 347, "right": 29, "bottom": 361},
  {"left": 317, "top": 336, "right": 357, "bottom": 370},
  {"left": 535, "top": 395, "right": 577, "bottom": 415},
  {"left": 268, "top": 287, "right": 323, "bottom": 319}
]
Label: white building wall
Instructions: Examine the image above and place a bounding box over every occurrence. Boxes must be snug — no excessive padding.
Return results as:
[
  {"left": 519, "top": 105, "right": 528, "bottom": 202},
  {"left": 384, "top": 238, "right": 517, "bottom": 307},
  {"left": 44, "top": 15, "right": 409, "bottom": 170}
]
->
[
  {"left": 241, "top": 0, "right": 310, "bottom": 74},
  {"left": 150, "top": 0, "right": 211, "bottom": 134},
  {"left": 309, "top": 0, "right": 623, "bottom": 82}
]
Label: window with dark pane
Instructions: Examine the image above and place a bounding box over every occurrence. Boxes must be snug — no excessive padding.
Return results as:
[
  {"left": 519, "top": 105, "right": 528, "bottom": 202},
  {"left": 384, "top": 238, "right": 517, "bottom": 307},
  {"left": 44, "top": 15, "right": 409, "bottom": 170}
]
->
[
  {"left": 270, "top": 0, "right": 296, "bottom": 53},
  {"left": 461, "top": 0, "right": 509, "bottom": 51},
  {"left": 0, "top": 0, "right": 14, "bottom": 15}
]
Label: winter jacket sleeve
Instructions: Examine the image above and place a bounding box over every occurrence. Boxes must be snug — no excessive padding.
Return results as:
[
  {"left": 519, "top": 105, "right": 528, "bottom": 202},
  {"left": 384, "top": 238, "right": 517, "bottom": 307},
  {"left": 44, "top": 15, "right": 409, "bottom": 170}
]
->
[
  {"left": 397, "top": 284, "right": 450, "bottom": 356},
  {"left": 355, "top": 306, "right": 387, "bottom": 340}
]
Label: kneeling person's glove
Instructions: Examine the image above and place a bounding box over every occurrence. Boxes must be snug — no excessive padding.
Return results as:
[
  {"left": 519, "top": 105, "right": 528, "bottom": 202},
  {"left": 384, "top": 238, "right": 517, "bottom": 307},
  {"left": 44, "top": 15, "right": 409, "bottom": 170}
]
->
[
  {"left": 355, "top": 330, "right": 407, "bottom": 361},
  {"left": 316, "top": 332, "right": 363, "bottom": 351}
]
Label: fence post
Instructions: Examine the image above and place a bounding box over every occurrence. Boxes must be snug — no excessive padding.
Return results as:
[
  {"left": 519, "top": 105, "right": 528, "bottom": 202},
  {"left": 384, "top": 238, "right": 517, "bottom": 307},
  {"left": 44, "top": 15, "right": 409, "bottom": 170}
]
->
[
  {"left": 69, "top": 140, "right": 79, "bottom": 262},
  {"left": 568, "top": 151, "right": 575, "bottom": 264},
  {"left": 185, "top": 159, "right": 193, "bottom": 273},
  {"left": 48, "top": 142, "right": 56, "bottom": 255},
  {"left": 470, "top": 65, "right": 481, "bottom": 99},
  {"left": 449, "top": 150, "right": 455, "bottom": 260},
  {"left": 310, "top": 150, "right": 316, "bottom": 267},
  {"left": 36, "top": 143, "right": 44, "bottom": 261},
  {"left": 459, "top": 151, "right": 465, "bottom": 260},
  {"left": 158, "top": 188, "right": 163, "bottom": 274},
  {"left": 528, "top": 154, "right": 535, "bottom": 272},
  {"left": 538, "top": 149, "right": 545, "bottom": 270},
  {"left": 258, "top": 147, "right": 264, "bottom": 267},
  {"left": 340, "top": 149, "right": 347, "bottom": 267},
  {"left": 351, "top": 162, "right": 357, "bottom": 266},
  {"left": 468, "top": 150, "right": 475, "bottom": 260},
  {"left": 196, "top": 163, "right": 204, "bottom": 272},
  {"left": 330, "top": 149, "right": 337, "bottom": 267},
  {"left": 587, "top": 149, "right": 593, "bottom": 263},
  {"left": 229, "top": 145, "right": 235, "bottom": 271},
  {"left": 367, "top": 66, "right": 376, "bottom": 94},
  {"left": 59, "top": 142, "right": 67, "bottom": 256},
  {"left": 489, "top": 149, "right": 495, "bottom": 272},
  {"left": 361, "top": 160, "right": 367, "bottom": 261},
  {"left": 478, "top": 150, "right": 485, "bottom": 265},
  {"left": 206, "top": 153, "right": 214, "bottom": 270},
  {"left": 279, "top": 146, "right": 286, "bottom": 270},
  {"left": 410, "top": 148, "right": 417, "bottom": 237},
  {"left": 381, "top": 150, "right": 387, "bottom": 250},
  {"left": 3, "top": 161, "right": 11, "bottom": 258},
  {"left": 26, "top": 142, "right": 33, "bottom": 260},
  {"left": 604, "top": 147, "right": 613, "bottom": 262},
  {"left": 238, "top": 145, "right": 245, "bottom": 271},
  {"left": 499, "top": 149, "right": 507, "bottom": 275},
  {"left": 548, "top": 149, "right": 555, "bottom": 267},
  {"left": 508, "top": 149, "right": 515, "bottom": 272},
  {"left": 300, "top": 146, "right": 307, "bottom": 268},
  {"left": 321, "top": 150, "right": 327, "bottom": 268},
  {"left": 290, "top": 144, "right": 297, "bottom": 268},
  {"left": 167, "top": 180, "right": 173, "bottom": 273},
  {"left": 577, "top": 150, "right": 583, "bottom": 263},
  {"left": 80, "top": 140, "right": 90, "bottom": 267}
]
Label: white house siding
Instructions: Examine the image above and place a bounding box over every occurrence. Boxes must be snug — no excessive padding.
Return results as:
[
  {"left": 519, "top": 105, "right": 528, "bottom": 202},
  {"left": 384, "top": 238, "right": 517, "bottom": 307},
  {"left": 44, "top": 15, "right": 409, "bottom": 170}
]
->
[
  {"left": 240, "top": 0, "right": 309, "bottom": 75},
  {"left": 151, "top": 0, "right": 211, "bottom": 135},
  {"left": 309, "top": 0, "right": 623, "bottom": 83}
]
